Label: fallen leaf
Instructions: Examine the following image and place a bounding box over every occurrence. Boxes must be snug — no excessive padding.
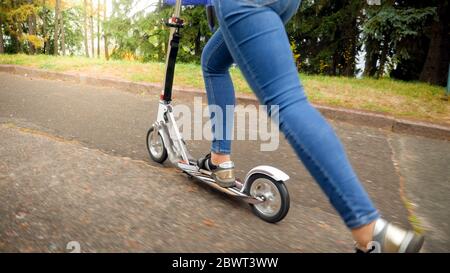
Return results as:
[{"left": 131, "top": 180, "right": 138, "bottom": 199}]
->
[
  {"left": 187, "top": 186, "right": 198, "bottom": 193},
  {"left": 203, "top": 219, "right": 215, "bottom": 227},
  {"left": 125, "top": 239, "right": 142, "bottom": 250}
]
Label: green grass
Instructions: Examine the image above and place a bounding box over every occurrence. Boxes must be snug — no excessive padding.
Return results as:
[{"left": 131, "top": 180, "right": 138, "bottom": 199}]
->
[{"left": 1, "top": 54, "right": 448, "bottom": 125}]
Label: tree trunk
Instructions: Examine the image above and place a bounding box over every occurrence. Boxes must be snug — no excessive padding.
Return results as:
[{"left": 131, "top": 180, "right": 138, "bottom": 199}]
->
[
  {"left": 0, "top": 17, "right": 4, "bottom": 54},
  {"left": 376, "top": 36, "right": 390, "bottom": 78},
  {"left": 9, "top": 0, "right": 21, "bottom": 53},
  {"left": 42, "top": 0, "right": 49, "bottom": 54},
  {"left": 83, "top": 0, "right": 90, "bottom": 57},
  {"left": 103, "top": 0, "right": 109, "bottom": 60},
  {"left": 194, "top": 27, "right": 201, "bottom": 57},
  {"left": 364, "top": 37, "right": 380, "bottom": 77},
  {"left": 15, "top": 12, "right": 24, "bottom": 53},
  {"left": 97, "top": 0, "right": 100, "bottom": 58},
  {"left": 419, "top": 0, "right": 450, "bottom": 86},
  {"left": 27, "top": 0, "right": 36, "bottom": 54},
  {"left": 343, "top": 18, "right": 358, "bottom": 77},
  {"left": 332, "top": 52, "right": 338, "bottom": 76},
  {"left": 60, "top": 11, "right": 65, "bottom": 56},
  {"left": 90, "top": 0, "right": 95, "bottom": 58},
  {"left": 53, "top": 0, "right": 61, "bottom": 55}
]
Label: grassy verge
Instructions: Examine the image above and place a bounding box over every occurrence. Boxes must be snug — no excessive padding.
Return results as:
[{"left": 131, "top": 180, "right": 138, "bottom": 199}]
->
[{"left": 1, "top": 54, "right": 448, "bottom": 125}]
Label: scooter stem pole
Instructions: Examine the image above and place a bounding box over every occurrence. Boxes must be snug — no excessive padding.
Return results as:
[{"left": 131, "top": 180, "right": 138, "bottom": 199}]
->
[{"left": 162, "top": 0, "right": 183, "bottom": 103}]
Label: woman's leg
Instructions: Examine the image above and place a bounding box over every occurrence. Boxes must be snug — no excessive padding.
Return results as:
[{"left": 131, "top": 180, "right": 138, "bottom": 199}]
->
[
  {"left": 201, "top": 0, "right": 299, "bottom": 166},
  {"left": 206, "top": 0, "right": 423, "bottom": 252},
  {"left": 201, "top": 29, "right": 235, "bottom": 160},
  {"left": 214, "top": 0, "right": 379, "bottom": 232},
  {"left": 200, "top": 28, "right": 238, "bottom": 187}
]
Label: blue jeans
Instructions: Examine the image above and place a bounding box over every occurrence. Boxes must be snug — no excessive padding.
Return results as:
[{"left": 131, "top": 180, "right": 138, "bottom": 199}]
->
[{"left": 201, "top": 0, "right": 380, "bottom": 229}]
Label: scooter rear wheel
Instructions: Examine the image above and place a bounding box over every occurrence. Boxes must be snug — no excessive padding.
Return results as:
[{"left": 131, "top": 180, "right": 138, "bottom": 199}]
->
[
  {"left": 245, "top": 174, "right": 290, "bottom": 223},
  {"left": 146, "top": 127, "right": 168, "bottom": 163}
]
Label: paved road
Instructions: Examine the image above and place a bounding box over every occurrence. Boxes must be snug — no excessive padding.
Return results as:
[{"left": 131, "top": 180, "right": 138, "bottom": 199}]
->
[{"left": 0, "top": 72, "right": 448, "bottom": 252}]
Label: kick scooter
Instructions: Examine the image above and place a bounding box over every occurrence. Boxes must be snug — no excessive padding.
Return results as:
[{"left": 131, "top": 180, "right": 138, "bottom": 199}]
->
[{"left": 146, "top": 0, "right": 290, "bottom": 223}]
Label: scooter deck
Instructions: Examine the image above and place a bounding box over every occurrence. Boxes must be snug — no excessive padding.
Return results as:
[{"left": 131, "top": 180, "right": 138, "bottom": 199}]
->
[{"left": 176, "top": 161, "right": 263, "bottom": 204}]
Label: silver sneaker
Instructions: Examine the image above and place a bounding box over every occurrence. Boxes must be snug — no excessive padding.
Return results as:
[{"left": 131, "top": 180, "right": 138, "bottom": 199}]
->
[
  {"left": 198, "top": 154, "right": 236, "bottom": 188},
  {"left": 211, "top": 161, "right": 236, "bottom": 188},
  {"left": 358, "top": 219, "right": 425, "bottom": 253}
]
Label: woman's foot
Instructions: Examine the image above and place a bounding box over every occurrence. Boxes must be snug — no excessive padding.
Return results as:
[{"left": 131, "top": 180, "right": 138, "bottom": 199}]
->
[
  {"left": 198, "top": 153, "right": 236, "bottom": 188},
  {"left": 355, "top": 219, "right": 425, "bottom": 253}
]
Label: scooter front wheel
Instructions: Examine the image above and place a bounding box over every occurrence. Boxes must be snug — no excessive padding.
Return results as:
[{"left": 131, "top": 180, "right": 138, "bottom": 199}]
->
[
  {"left": 245, "top": 174, "right": 290, "bottom": 223},
  {"left": 146, "top": 127, "right": 168, "bottom": 163}
]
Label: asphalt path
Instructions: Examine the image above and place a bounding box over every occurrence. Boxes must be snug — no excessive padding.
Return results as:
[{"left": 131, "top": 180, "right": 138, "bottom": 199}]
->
[{"left": 0, "top": 72, "right": 448, "bottom": 252}]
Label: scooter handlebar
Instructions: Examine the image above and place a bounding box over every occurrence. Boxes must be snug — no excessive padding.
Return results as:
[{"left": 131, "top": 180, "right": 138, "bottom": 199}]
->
[
  {"left": 164, "top": 0, "right": 216, "bottom": 32},
  {"left": 164, "top": 0, "right": 212, "bottom": 6}
]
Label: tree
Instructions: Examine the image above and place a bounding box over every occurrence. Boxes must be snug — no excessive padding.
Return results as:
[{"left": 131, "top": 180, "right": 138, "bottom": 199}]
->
[
  {"left": 0, "top": 14, "right": 4, "bottom": 53},
  {"left": 363, "top": 1, "right": 436, "bottom": 78},
  {"left": 287, "top": 0, "right": 364, "bottom": 76},
  {"left": 105, "top": 0, "right": 139, "bottom": 60},
  {"left": 89, "top": 0, "right": 94, "bottom": 57},
  {"left": 8, "top": 0, "right": 24, "bottom": 53},
  {"left": 0, "top": 0, "right": 79, "bottom": 55},
  {"left": 103, "top": 0, "right": 109, "bottom": 59},
  {"left": 53, "top": 0, "right": 61, "bottom": 55},
  {"left": 60, "top": 4, "right": 84, "bottom": 55},
  {"left": 364, "top": 36, "right": 380, "bottom": 77},
  {"left": 178, "top": 5, "right": 212, "bottom": 61},
  {"left": 83, "top": 0, "right": 89, "bottom": 57},
  {"left": 60, "top": 8, "right": 65, "bottom": 55},
  {"left": 389, "top": 0, "right": 433, "bottom": 81},
  {"left": 97, "top": 0, "right": 100, "bottom": 58},
  {"left": 419, "top": 0, "right": 449, "bottom": 86},
  {"left": 27, "top": 0, "right": 37, "bottom": 54},
  {"left": 42, "top": 0, "right": 50, "bottom": 54}
]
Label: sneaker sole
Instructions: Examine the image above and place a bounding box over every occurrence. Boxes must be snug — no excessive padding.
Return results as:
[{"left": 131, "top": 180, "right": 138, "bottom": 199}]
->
[
  {"left": 216, "top": 180, "right": 236, "bottom": 188},
  {"left": 405, "top": 234, "right": 425, "bottom": 253}
]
